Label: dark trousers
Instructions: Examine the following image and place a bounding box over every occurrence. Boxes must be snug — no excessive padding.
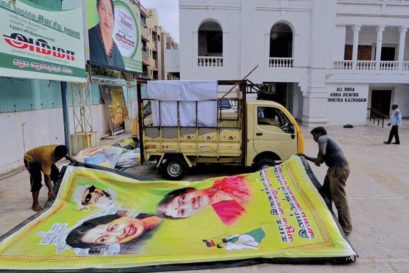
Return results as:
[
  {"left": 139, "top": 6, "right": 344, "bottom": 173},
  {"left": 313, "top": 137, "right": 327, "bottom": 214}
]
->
[
  {"left": 387, "top": 125, "right": 400, "bottom": 144},
  {"left": 24, "top": 160, "right": 59, "bottom": 192},
  {"left": 321, "top": 165, "right": 352, "bottom": 234}
]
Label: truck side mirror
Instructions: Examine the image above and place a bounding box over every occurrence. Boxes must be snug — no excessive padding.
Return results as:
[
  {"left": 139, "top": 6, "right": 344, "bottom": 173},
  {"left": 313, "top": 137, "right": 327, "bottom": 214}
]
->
[
  {"left": 281, "top": 123, "right": 295, "bottom": 134},
  {"left": 288, "top": 124, "right": 295, "bottom": 134}
]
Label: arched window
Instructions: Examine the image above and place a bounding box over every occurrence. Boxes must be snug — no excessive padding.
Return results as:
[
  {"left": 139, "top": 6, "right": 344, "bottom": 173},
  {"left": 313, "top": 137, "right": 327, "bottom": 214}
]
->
[
  {"left": 270, "top": 23, "right": 293, "bottom": 58},
  {"left": 198, "top": 21, "right": 223, "bottom": 57}
]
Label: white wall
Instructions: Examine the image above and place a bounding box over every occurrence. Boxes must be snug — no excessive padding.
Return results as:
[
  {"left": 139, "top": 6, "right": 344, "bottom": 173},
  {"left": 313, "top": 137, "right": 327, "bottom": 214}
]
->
[
  {"left": 180, "top": 0, "right": 313, "bottom": 83},
  {"left": 180, "top": 1, "right": 242, "bottom": 80},
  {"left": 258, "top": 3, "right": 312, "bottom": 83},
  {"left": 325, "top": 84, "right": 369, "bottom": 125},
  {"left": 405, "top": 32, "right": 409, "bottom": 61},
  {"left": 392, "top": 84, "right": 409, "bottom": 118},
  {"left": 165, "top": 49, "right": 180, "bottom": 73},
  {"left": 292, "top": 84, "right": 303, "bottom": 121},
  {"left": 0, "top": 105, "right": 109, "bottom": 174},
  {"left": 333, "top": 26, "right": 347, "bottom": 61}
]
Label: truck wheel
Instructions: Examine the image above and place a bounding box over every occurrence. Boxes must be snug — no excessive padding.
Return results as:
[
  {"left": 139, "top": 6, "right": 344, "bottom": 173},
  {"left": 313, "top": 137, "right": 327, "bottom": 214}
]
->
[
  {"left": 256, "top": 158, "right": 277, "bottom": 170},
  {"left": 162, "top": 158, "right": 187, "bottom": 180}
]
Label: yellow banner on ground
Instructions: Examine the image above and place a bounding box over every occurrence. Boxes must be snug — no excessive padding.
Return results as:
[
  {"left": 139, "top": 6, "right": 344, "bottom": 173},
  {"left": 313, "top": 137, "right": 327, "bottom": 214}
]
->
[{"left": 0, "top": 156, "right": 356, "bottom": 271}]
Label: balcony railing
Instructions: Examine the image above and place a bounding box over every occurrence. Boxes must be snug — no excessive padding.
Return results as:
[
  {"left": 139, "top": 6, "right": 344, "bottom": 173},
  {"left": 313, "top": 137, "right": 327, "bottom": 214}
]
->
[
  {"left": 269, "top": 57, "right": 293, "bottom": 68},
  {"left": 357, "top": 61, "right": 376, "bottom": 70},
  {"left": 334, "top": 60, "right": 353, "bottom": 70},
  {"left": 380, "top": 61, "right": 399, "bottom": 71},
  {"left": 198, "top": 57, "right": 223, "bottom": 67},
  {"left": 334, "top": 60, "right": 409, "bottom": 71}
]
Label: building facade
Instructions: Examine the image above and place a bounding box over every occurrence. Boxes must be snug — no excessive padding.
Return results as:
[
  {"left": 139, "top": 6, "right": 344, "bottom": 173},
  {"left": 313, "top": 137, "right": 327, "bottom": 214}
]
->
[
  {"left": 177, "top": 0, "right": 409, "bottom": 125},
  {"left": 165, "top": 34, "right": 180, "bottom": 80},
  {"left": 140, "top": 5, "right": 179, "bottom": 80}
]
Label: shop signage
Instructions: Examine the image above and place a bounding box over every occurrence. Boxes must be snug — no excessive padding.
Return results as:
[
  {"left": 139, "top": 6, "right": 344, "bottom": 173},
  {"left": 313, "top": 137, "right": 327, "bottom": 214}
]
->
[
  {"left": 0, "top": 0, "right": 86, "bottom": 82},
  {"left": 328, "top": 87, "right": 367, "bottom": 103}
]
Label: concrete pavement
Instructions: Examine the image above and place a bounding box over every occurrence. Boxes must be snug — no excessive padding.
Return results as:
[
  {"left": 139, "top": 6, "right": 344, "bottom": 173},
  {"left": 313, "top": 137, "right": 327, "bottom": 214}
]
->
[{"left": 0, "top": 123, "right": 408, "bottom": 272}]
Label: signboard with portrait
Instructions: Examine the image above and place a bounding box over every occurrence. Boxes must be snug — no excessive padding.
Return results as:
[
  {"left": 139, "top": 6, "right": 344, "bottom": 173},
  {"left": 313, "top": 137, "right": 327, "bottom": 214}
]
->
[
  {"left": 100, "top": 84, "right": 129, "bottom": 135},
  {"left": 0, "top": 0, "right": 86, "bottom": 82},
  {"left": 0, "top": 157, "right": 357, "bottom": 271},
  {"left": 75, "top": 145, "right": 124, "bottom": 169},
  {"left": 87, "top": 0, "right": 142, "bottom": 73}
]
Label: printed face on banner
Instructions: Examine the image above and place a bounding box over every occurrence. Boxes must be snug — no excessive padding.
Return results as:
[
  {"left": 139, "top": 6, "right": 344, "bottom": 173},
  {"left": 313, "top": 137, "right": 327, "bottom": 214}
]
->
[
  {"left": 98, "top": 0, "right": 115, "bottom": 38},
  {"left": 157, "top": 176, "right": 250, "bottom": 225},
  {"left": 81, "top": 185, "right": 112, "bottom": 207},
  {"left": 0, "top": 157, "right": 357, "bottom": 270},
  {"left": 160, "top": 189, "right": 211, "bottom": 218},
  {"left": 79, "top": 215, "right": 159, "bottom": 245},
  {"left": 87, "top": 0, "right": 142, "bottom": 72},
  {"left": 75, "top": 145, "right": 124, "bottom": 169},
  {"left": 73, "top": 183, "right": 115, "bottom": 210}
]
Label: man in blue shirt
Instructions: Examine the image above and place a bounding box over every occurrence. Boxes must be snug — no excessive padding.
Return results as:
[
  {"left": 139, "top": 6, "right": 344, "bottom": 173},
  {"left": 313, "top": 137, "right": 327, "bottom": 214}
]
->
[{"left": 384, "top": 104, "right": 402, "bottom": 145}]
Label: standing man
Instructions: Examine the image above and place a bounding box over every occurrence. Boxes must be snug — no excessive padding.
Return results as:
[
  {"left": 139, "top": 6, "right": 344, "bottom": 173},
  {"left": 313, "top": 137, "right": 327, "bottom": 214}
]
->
[
  {"left": 384, "top": 104, "right": 401, "bottom": 145},
  {"left": 24, "top": 145, "right": 76, "bottom": 211},
  {"left": 299, "top": 127, "right": 352, "bottom": 236}
]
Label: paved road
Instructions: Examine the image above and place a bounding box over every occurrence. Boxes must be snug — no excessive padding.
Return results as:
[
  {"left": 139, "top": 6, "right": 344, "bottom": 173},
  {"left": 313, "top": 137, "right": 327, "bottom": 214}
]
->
[{"left": 1, "top": 124, "right": 408, "bottom": 272}]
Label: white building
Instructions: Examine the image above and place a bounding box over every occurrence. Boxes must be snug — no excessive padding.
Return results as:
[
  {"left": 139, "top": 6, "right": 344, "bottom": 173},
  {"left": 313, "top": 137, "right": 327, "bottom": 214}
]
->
[{"left": 174, "top": 0, "right": 409, "bottom": 125}]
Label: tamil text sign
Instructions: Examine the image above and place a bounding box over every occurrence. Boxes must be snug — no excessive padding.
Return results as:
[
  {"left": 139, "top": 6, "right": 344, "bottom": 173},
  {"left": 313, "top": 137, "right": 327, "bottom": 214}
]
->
[{"left": 0, "top": 0, "right": 86, "bottom": 82}]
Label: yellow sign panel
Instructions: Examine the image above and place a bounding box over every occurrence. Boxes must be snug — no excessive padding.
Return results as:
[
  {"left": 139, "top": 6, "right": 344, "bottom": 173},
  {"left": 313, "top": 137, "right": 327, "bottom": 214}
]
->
[{"left": 0, "top": 156, "right": 356, "bottom": 271}]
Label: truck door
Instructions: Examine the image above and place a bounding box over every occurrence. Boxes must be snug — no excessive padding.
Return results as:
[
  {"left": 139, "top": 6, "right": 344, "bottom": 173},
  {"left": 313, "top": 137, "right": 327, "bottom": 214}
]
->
[{"left": 252, "top": 106, "right": 297, "bottom": 161}]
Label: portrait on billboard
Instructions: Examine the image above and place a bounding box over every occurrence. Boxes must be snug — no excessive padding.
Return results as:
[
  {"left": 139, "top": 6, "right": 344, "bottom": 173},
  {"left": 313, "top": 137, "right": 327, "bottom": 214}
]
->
[
  {"left": 100, "top": 85, "right": 129, "bottom": 135},
  {"left": 87, "top": 0, "right": 142, "bottom": 72},
  {"left": 89, "top": 0, "right": 125, "bottom": 69}
]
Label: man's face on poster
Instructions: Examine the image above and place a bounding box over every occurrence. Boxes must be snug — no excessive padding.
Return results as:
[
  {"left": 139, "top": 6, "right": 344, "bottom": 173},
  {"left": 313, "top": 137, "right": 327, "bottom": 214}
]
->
[{"left": 81, "top": 185, "right": 112, "bottom": 207}]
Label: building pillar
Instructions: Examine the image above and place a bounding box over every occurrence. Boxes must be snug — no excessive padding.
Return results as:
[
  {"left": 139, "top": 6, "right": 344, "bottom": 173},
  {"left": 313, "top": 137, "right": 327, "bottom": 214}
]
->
[
  {"left": 398, "top": 26, "right": 407, "bottom": 70},
  {"left": 375, "top": 26, "right": 385, "bottom": 70},
  {"left": 352, "top": 25, "right": 361, "bottom": 70},
  {"left": 300, "top": 0, "right": 336, "bottom": 126},
  {"left": 192, "top": 31, "right": 198, "bottom": 69}
]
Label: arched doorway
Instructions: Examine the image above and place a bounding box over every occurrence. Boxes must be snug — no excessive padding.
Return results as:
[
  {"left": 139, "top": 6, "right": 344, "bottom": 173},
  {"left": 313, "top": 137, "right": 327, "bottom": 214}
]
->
[
  {"left": 198, "top": 21, "right": 223, "bottom": 66},
  {"left": 270, "top": 23, "right": 293, "bottom": 58}
]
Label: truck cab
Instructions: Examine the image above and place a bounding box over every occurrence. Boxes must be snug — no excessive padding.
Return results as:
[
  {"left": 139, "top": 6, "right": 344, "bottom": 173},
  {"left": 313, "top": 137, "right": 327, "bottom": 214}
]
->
[{"left": 246, "top": 100, "right": 304, "bottom": 169}]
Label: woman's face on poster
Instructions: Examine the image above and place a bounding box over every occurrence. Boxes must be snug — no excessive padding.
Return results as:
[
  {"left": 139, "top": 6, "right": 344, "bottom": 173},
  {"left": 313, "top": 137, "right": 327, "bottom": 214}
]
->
[
  {"left": 163, "top": 190, "right": 210, "bottom": 218},
  {"left": 97, "top": 0, "right": 114, "bottom": 35},
  {"left": 81, "top": 216, "right": 145, "bottom": 245}
]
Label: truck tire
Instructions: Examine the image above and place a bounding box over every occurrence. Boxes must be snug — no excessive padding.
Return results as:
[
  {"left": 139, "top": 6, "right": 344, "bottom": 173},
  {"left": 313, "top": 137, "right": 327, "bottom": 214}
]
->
[
  {"left": 162, "top": 157, "right": 187, "bottom": 180},
  {"left": 256, "top": 158, "right": 277, "bottom": 170}
]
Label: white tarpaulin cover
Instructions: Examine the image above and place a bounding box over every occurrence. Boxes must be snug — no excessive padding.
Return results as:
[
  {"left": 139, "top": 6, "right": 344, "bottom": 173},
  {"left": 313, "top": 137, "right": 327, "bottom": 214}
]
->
[{"left": 148, "top": 81, "right": 218, "bottom": 127}]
